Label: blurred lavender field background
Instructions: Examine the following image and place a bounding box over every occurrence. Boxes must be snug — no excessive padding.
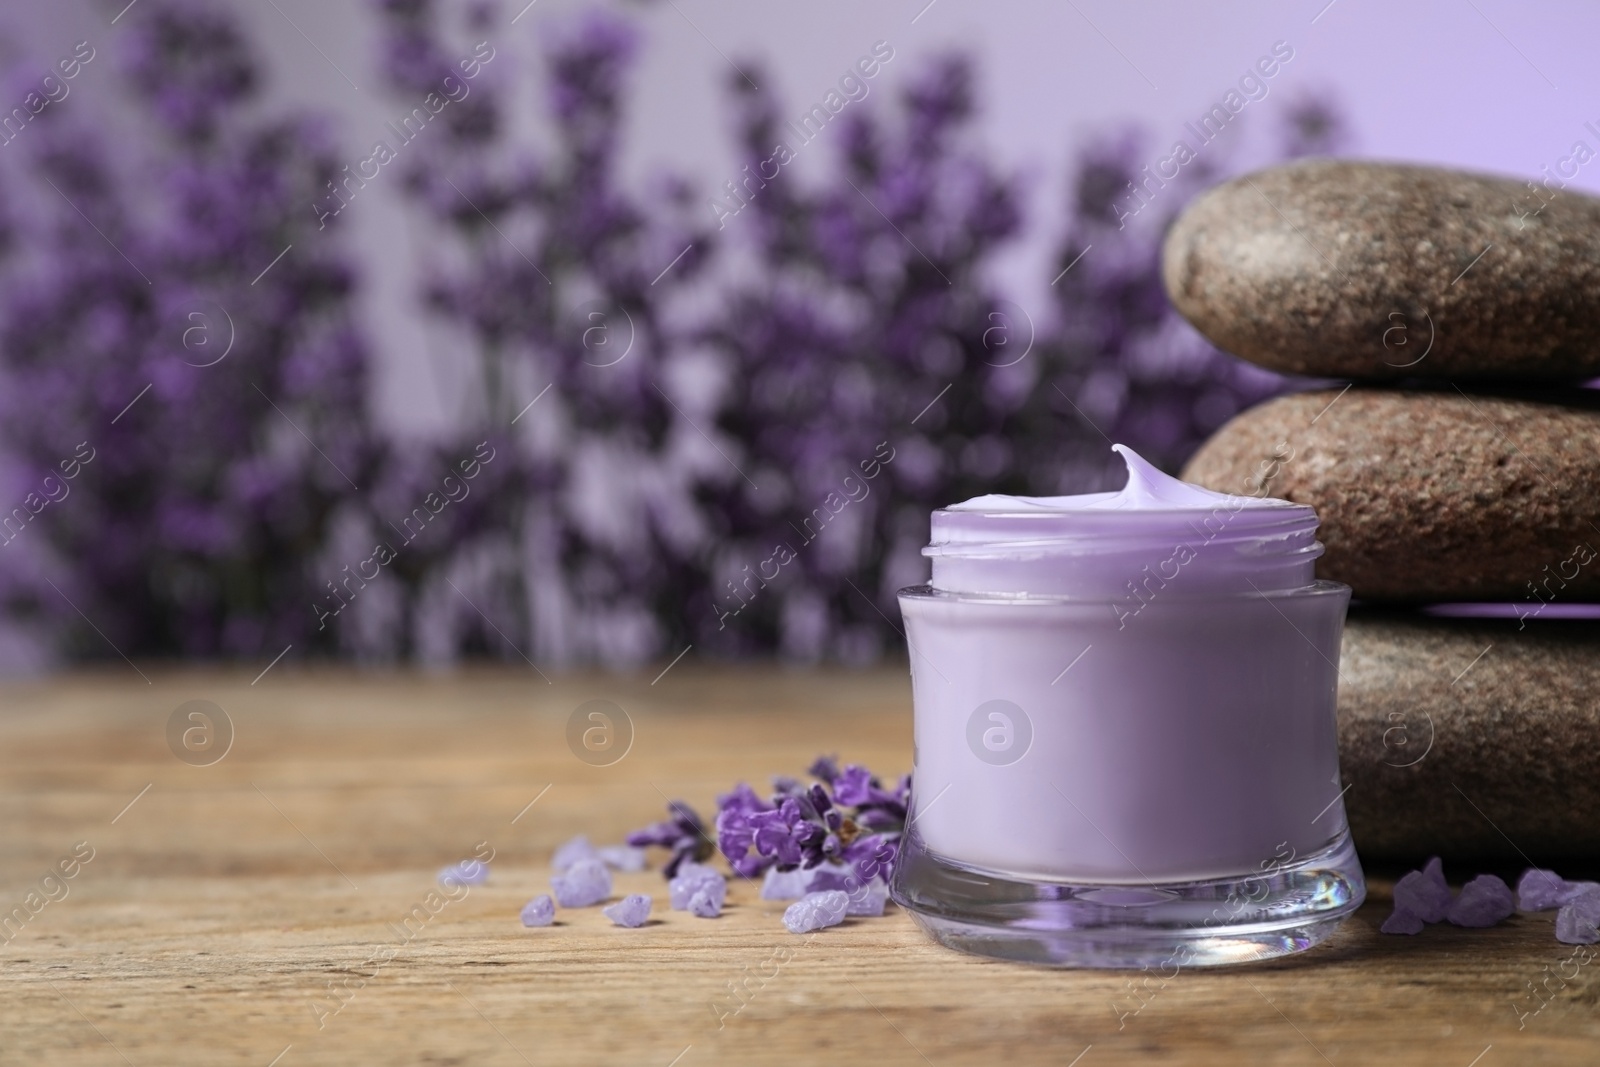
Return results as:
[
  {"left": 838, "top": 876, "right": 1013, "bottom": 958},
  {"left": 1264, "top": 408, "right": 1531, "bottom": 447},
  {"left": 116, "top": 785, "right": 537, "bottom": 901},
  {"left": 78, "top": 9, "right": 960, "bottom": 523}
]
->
[{"left": 0, "top": 0, "right": 1592, "bottom": 673}]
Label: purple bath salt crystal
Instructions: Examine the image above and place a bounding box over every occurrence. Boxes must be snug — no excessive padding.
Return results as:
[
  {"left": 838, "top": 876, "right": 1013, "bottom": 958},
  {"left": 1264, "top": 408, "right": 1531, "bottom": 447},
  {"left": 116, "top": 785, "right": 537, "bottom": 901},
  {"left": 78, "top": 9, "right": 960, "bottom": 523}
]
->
[
  {"left": 688, "top": 881, "right": 727, "bottom": 918},
  {"left": 551, "top": 858, "right": 612, "bottom": 907},
  {"left": 783, "top": 890, "right": 850, "bottom": 934},
  {"left": 1380, "top": 908, "right": 1425, "bottom": 935},
  {"left": 1556, "top": 901, "right": 1600, "bottom": 945},
  {"left": 598, "top": 845, "right": 647, "bottom": 872},
  {"left": 552, "top": 834, "right": 602, "bottom": 871},
  {"left": 808, "top": 870, "right": 890, "bottom": 917},
  {"left": 805, "top": 869, "right": 853, "bottom": 894},
  {"left": 1393, "top": 856, "right": 1453, "bottom": 923},
  {"left": 1565, "top": 885, "right": 1600, "bottom": 923},
  {"left": 761, "top": 865, "right": 822, "bottom": 900},
  {"left": 1562, "top": 881, "right": 1600, "bottom": 905},
  {"left": 1446, "top": 874, "right": 1515, "bottom": 928},
  {"left": 670, "top": 863, "right": 725, "bottom": 910},
  {"left": 520, "top": 895, "right": 555, "bottom": 927},
  {"left": 438, "top": 859, "right": 490, "bottom": 886},
  {"left": 1518, "top": 868, "right": 1572, "bottom": 912},
  {"left": 846, "top": 879, "right": 890, "bottom": 917},
  {"left": 603, "top": 893, "right": 653, "bottom": 928}
]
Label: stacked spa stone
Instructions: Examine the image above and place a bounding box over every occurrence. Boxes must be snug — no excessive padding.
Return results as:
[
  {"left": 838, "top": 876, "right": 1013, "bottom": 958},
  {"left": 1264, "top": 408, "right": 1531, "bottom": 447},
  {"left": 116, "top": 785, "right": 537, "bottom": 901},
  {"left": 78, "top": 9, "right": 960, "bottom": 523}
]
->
[{"left": 1163, "top": 159, "right": 1600, "bottom": 864}]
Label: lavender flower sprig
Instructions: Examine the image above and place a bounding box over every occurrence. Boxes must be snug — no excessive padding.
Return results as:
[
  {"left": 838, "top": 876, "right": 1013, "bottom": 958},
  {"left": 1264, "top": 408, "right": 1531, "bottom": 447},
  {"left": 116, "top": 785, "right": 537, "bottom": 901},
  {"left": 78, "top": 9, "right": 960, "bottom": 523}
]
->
[
  {"left": 0, "top": 0, "right": 377, "bottom": 663},
  {"left": 628, "top": 756, "right": 908, "bottom": 887},
  {"left": 624, "top": 800, "right": 713, "bottom": 879}
]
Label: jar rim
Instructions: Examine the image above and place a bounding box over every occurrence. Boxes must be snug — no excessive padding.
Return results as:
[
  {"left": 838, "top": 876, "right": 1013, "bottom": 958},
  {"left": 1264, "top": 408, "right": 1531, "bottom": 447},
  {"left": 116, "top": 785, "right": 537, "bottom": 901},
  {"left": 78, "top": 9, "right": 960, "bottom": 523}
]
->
[{"left": 897, "top": 579, "right": 1352, "bottom": 606}]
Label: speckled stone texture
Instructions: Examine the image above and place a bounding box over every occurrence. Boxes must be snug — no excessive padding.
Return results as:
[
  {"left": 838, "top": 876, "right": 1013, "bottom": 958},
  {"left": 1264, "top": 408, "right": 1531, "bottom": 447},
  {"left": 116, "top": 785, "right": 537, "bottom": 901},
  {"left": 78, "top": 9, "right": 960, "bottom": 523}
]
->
[
  {"left": 1182, "top": 388, "right": 1600, "bottom": 601},
  {"left": 1337, "top": 615, "right": 1600, "bottom": 862},
  {"left": 1162, "top": 160, "right": 1600, "bottom": 380}
]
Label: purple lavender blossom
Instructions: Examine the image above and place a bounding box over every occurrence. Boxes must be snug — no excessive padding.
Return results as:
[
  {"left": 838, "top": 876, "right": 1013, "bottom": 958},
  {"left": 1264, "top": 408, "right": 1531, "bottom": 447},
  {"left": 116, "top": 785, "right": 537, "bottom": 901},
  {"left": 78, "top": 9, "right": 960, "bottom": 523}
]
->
[
  {"left": 720, "top": 782, "right": 850, "bottom": 877},
  {"left": 5, "top": 1, "right": 1357, "bottom": 670},
  {"left": 750, "top": 797, "right": 816, "bottom": 870},
  {"left": 696, "top": 55, "right": 1028, "bottom": 661},
  {"left": 715, "top": 785, "right": 778, "bottom": 878},
  {"left": 122, "top": 4, "right": 256, "bottom": 143},
  {"left": 688, "top": 58, "right": 1352, "bottom": 661},
  {"left": 627, "top": 757, "right": 906, "bottom": 893},
  {"left": 371, "top": 3, "right": 713, "bottom": 669},
  {"left": 0, "top": 0, "right": 379, "bottom": 663},
  {"left": 834, "top": 766, "right": 910, "bottom": 838},
  {"left": 806, "top": 756, "right": 841, "bottom": 784},
  {"left": 831, "top": 766, "right": 878, "bottom": 807},
  {"left": 637, "top": 757, "right": 909, "bottom": 889},
  {"left": 626, "top": 800, "right": 713, "bottom": 878}
]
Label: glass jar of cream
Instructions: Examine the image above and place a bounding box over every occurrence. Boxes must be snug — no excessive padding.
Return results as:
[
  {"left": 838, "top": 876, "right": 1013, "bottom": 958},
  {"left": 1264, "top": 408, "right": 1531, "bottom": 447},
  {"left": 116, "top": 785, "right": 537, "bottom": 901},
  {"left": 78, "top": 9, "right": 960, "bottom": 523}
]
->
[{"left": 890, "top": 445, "right": 1364, "bottom": 968}]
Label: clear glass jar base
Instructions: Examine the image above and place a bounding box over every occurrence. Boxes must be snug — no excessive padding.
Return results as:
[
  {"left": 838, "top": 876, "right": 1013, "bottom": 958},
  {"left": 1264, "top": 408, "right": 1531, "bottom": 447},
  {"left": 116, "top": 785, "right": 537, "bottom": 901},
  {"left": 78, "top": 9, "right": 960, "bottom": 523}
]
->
[{"left": 890, "top": 830, "right": 1365, "bottom": 969}]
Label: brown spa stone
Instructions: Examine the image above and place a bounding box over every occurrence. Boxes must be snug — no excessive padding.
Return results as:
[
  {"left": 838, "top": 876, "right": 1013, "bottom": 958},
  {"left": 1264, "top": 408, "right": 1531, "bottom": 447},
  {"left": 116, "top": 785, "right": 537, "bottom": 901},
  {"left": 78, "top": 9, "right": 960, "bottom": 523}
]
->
[
  {"left": 1337, "top": 614, "right": 1600, "bottom": 863},
  {"left": 1161, "top": 159, "right": 1600, "bottom": 380},
  {"left": 1181, "top": 388, "right": 1600, "bottom": 602}
]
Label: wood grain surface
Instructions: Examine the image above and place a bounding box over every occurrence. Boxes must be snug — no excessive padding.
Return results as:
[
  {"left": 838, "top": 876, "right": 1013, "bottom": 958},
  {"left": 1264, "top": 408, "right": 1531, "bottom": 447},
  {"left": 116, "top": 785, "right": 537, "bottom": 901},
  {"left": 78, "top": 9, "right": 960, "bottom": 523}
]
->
[{"left": 0, "top": 665, "right": 1595, "bottom": 1066}]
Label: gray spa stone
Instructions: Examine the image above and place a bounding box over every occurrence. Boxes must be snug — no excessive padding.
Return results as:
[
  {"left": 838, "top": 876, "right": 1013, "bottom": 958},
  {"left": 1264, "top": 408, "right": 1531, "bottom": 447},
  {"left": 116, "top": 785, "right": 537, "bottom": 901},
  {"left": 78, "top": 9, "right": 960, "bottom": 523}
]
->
[
  {"left": 1336, "top": 615, "right": 1600, "bottom": 863},
  {"left": 1162, "top": 160, "right": 1600, "bottom": 380},
  {"left": 1181, "top": 388, "right": 1600, "bottom": 602}
]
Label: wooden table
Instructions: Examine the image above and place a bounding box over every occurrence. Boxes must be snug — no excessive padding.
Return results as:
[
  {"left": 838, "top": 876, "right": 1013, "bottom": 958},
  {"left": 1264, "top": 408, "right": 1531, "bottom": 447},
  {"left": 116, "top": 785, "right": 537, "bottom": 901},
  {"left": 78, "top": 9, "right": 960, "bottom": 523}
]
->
[{"left": 1, "top": 666, "right": 1594, "bottom": 1066}]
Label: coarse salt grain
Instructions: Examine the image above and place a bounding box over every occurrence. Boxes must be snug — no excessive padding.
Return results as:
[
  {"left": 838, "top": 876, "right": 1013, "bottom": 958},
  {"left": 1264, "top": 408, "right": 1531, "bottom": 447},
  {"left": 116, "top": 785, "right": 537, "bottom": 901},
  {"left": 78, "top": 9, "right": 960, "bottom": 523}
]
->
[
  {"left": 688, "top": 883, "right": 726, "bottom": 918},
  {"left": 1446, "top": 874, "right": 1514, "bottom": 928},
  {"left": 1517, "top": 868, "right": 1572, "bottom": 912},
  {"left": 670, "top": 864, "right": 724, "bottom": 910},
  {"left": 783, "top": 890, "right": 850, "bottom": 934},
  {"left": 551, "top": 858, "right": 612, "bottom": 907},
  {"left": 1555, "top": 902, "right": 1600, "bottom": 945},
  {"left": 603, "top": 893, "right": 652, "bottom": 928},
  {"left": 1379, "top": 909, "right": 1424, "bottom": 935},
  {"left": 520, "top": 894, "right": 555, "bottom": 927},
  {"left": 552, "top": 834, "right": 601, "bottom": 871},
  {"left": 807, "top": 870, "right": 889, "bottom": 917},
  {"left": 1393, "top": 856, "right": 1452, "bottom": 923},
  {"left": 760, "top": 866, "right": 813, "bottom": 901}
]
